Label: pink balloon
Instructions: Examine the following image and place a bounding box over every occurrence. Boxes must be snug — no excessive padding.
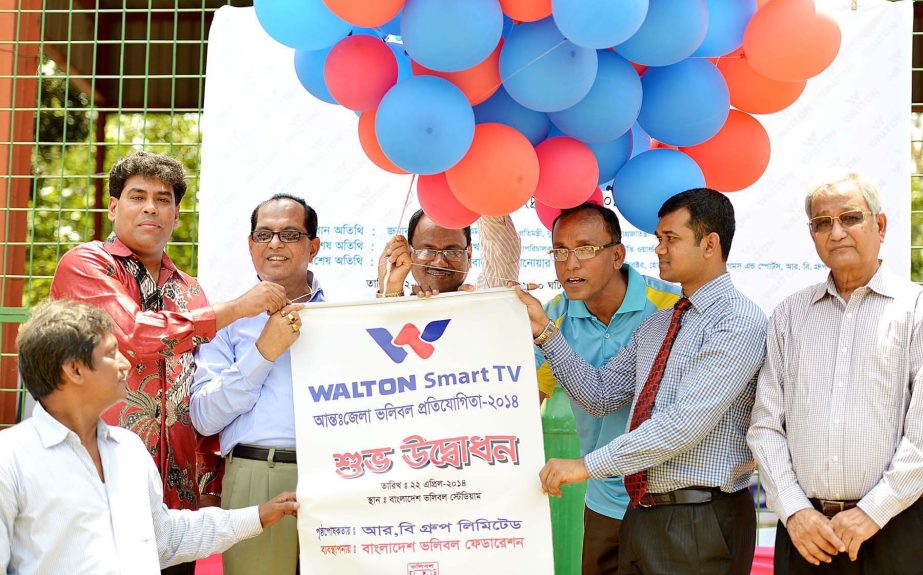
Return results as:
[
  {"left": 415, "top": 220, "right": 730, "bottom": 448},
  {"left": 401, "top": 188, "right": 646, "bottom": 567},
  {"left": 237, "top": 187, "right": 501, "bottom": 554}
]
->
[
  {"left": 533, "top": 137, "right": 599, "bottom": 209},
  {"left": 535, "top": 186, "right": 604, "bottom": 231},
  {"left": 417, "top": 173, "right": 479, "bottom": 229},
  {"left": 325, "top": 35, "right": 398, "bottom": 112}
]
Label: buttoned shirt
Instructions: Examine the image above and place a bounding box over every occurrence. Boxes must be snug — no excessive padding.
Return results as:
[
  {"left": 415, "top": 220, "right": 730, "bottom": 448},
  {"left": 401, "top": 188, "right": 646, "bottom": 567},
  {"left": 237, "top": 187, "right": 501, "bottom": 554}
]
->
[
  {"left": 0, "top": 404, "right": 262, "bottom": 574},
  {"left": 50, "top": 237, "right": 221, "bottom": 508},
  {"left": 539, "top": 273, "right": 767, "bottom": 493},
  {"left": 748, "top": 264, "right": 923, "bottom": 528},
  {"left": 190, "top": 276, "right": 325, "bottom": 455},
  {"left": 536, "top": 265, "right": 679, "bottom": 519}
]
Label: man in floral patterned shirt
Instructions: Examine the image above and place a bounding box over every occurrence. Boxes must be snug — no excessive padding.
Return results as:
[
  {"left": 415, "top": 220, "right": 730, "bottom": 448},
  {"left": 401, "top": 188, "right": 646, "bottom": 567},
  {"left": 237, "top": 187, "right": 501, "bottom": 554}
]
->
[{"left": 49, "top": 151, "right": 287, "bottom": 575}]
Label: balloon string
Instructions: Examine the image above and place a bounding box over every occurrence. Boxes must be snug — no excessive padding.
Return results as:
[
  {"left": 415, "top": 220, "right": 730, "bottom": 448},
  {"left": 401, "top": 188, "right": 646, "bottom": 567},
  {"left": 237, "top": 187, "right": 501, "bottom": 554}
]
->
[
  {"left": 470, "top": 38, "right": 568, "bottom": 107},
  {"left": 383, "top": 173, "right": 417, "bottom": 292}
]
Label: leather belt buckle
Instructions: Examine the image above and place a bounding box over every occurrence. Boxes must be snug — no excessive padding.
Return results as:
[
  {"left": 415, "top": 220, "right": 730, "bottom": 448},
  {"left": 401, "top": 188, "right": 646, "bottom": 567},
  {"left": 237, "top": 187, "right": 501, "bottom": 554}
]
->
[{"left": 637, "top": 494, "right": 656, "bottom": 508}]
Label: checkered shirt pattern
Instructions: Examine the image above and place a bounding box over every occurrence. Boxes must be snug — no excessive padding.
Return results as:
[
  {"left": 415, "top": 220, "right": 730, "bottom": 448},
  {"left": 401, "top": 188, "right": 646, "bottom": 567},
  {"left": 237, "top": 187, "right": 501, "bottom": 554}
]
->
[
  {"left": 748, "top": 264, "right": 923, "bottom": 528},
  {"left": 539, "top": 274, "right": 768, "bottom": 493}
]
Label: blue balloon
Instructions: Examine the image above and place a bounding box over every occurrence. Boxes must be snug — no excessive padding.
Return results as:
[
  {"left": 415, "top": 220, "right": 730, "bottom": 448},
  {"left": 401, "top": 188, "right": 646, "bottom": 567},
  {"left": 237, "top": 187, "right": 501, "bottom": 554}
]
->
[
  {"left": 254, "top": 0, "right": 350, "bottom": 51},
  {"left": 502, "top": 15, "right": 517, "bottom": 39},
  {"left": 500, "top": 18, "right": 598, "bottom": 113},
  {"left": 638, "top": 59, "right": 729, "bottom": 147},
  {"left": 587, "top": 132, "right": 633, "bottom": 185},
  {"left": 614, "top": 0, "right": 708, "bottom": 67},
  {"left": 548, "top": 51, "right": 641, "bottom": 144},
  {"left": 387, "top": 42, "right": 413, "bottom": 82},
  {"left": 613, "top": 149, "right": 705, "bottom": 234},
  {"left": 473, "top": 87, "right": 551, "bottom": 146},
  {"left": 552, "top": 0, "right": 648, "bottom": 49},
  {"left": 629, "top": 122, "right": 652, "bottom": 158},
  {"left": 692, "top": 0, "right": 757, "bottom": 57},
  {"left": 293, "top": 47, "right": 337, "bottom": 105},
  {"left": 379, "top": 9, "right": 403, "bottom": 36},
  {"left": 375, "top": 76, "right": 475, "bottom": 175},
  {"left": 401, "top": 0, "right": 503, "bottom": 72}
]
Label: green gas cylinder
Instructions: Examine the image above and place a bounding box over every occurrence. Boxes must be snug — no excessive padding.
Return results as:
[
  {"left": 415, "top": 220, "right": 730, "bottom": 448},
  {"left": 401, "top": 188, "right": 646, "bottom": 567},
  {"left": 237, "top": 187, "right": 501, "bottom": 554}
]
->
[{"left": 541, "top": 386, "right": 585, "bottom": 575}]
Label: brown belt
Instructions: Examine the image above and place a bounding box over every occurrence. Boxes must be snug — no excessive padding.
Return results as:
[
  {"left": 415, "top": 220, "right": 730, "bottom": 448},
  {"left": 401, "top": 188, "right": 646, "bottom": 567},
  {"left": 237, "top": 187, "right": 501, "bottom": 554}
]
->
[
  {"left": 637, "top": 487, "right": 722, "bottom": 508},
  {"left": 809, "top": 498, "right": 859, "bottom": 518},
  {"left": 232, "top": 444, "right": 297, "bottom": 464}
]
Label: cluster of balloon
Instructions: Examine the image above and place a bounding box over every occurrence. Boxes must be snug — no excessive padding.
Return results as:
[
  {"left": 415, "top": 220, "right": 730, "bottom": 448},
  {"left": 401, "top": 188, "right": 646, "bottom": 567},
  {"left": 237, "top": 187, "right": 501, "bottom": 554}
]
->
[{"left": 257, "top": 0, "right": 840, "bottom": 234}]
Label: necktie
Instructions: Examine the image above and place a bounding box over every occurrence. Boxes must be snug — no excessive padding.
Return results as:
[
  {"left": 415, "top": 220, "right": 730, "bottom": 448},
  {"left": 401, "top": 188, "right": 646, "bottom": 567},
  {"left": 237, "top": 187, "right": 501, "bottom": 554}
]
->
[{"left": 624, "top": 297, "right": 692, "bottom": 506}]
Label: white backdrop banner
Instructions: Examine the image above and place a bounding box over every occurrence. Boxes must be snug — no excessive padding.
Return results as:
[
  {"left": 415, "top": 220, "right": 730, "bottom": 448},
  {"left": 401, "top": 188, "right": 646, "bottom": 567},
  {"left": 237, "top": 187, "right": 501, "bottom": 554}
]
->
[
  {"left": 198, "top": 1, "right": 911, "bottom": 313},
  {"left": 290, "top": 289, "right": 553, "bottom": 575}
]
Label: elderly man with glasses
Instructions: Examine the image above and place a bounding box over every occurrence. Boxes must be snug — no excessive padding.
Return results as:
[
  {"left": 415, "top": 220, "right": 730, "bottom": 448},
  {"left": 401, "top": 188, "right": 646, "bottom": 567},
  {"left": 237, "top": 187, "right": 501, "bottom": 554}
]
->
[
  {"left": 190, "top": 193, "right": 322, "bottom": 575},
  {"left": 376, "top": 210, "right": 520, "bottom": 296},
  {"left": 536, "top": 202, "right": 680, "bottom": 575},
  {"left": 748, "top": 173, "right": 923, "bottom": 575}
]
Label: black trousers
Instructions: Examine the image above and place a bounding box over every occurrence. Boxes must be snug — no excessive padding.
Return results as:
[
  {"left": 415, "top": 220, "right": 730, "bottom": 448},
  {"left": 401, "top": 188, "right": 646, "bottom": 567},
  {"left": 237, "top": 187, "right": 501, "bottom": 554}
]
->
[
  {"left": 583, "top": 506, "right": 622, "bottom": 575},
  {"left": 774, "top": 497, "right": 923, "bottom": 575},
  {"left": 618, "top": 488, "right": 756, "bottom": 575},
  {"left": 161, "top": 562, "right": 195, "bottom": 575}
]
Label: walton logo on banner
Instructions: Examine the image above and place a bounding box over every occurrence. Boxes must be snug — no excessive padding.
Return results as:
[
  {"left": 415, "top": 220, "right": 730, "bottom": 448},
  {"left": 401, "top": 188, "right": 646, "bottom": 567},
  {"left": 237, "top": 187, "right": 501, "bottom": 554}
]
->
[{"left": 366, "top": 319, "right": 451, "bottom": 363}]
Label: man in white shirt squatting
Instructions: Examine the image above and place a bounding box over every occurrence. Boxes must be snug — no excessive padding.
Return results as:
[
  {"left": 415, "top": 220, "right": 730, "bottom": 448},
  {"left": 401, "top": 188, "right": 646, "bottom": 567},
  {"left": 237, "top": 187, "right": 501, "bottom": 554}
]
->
[{"left": 0, "top": 299, "right": 298, "bottom": 575}]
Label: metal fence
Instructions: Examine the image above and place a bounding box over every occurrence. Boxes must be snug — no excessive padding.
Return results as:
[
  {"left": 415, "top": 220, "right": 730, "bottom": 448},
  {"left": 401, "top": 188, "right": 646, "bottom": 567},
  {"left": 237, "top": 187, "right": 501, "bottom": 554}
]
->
[{"left": 0, "top": 2, "right": 920, "bottom": 428}]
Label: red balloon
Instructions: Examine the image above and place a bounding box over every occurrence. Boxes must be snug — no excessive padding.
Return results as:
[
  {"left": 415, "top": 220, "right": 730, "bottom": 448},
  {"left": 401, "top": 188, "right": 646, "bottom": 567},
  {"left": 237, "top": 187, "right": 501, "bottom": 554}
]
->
[
  {"left": 717, "top": 50, "right": 805, "bottom": 114},
  {"left": 680, "top": 110, "right": 770, "bottom": 192},
  {"left": 322, "top": 0, "right": 404, "bottom": 27},
  {"left": 358, "top": 109, "right": 408, "bottom": 174},
  {"left": 411, "top": 41, "right": 502, "bottom": 106},
  {"left": 446, "top": 123, "right": 539, "bottom": 217},
  {"left": 499, "top": 0, "right": 552, "bottom": 22},
  {"left": 417, "top": 173, "right": 479, "bottom": 228},
  {"left": 743, "top": 0, "right": 841, "bottom": 82},
  {"left": 325, "top": 35, "right": 398, "bottom": 112},
  {"left": 535, "top": 187, "right": 604, "bottom": 231},
  {"left": 533, "top": 137, "right": 599, "bottom": 209}
]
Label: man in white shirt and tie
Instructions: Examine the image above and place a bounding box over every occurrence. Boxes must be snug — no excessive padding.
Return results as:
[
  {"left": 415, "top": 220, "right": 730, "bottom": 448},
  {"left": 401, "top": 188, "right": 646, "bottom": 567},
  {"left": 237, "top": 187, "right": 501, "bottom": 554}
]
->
[{"left": 0, "top": 299, "right": 299, "bottom": 574}]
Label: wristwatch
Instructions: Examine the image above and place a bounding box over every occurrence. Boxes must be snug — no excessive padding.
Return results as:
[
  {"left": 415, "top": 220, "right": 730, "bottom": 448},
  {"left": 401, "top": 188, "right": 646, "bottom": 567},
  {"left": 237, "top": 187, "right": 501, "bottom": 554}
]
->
[{"left": 533, "top": 320, "right": 558, "bottom": 346}]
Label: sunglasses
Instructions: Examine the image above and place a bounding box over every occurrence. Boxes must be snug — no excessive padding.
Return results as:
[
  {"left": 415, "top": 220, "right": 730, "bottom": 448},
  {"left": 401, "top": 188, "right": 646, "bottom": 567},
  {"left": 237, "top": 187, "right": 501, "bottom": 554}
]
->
[{"left": 807, "top": 210, "right": 873, "bottom": 234}]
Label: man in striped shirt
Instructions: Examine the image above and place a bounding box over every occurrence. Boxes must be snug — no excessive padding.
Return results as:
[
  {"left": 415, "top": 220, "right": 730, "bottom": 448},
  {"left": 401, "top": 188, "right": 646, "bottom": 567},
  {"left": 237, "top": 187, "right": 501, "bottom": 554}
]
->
[
  {"left": 748, "top": 173, "right": 923, "bottom": 574},
  {"left": 536, "top": 202, "right": 680, "bottom": 575},
  {"left": 518, "top": 189, "right": 767, "bottom": 574}
]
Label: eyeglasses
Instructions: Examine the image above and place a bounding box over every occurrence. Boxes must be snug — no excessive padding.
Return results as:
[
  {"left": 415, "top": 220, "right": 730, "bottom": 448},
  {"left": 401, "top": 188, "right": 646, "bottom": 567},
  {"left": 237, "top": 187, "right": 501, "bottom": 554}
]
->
[
  {"left": 412, "top": 248, "right": 468, "bottom": 261},
  {"left": 807, "top": 210, "right": 874, "bottom": 234},
  {"left": 250, "top": 229, "right": 312, "bottom": 243},
  {"left": 548, "top": 241, "right": 620, "bottom": 262}
]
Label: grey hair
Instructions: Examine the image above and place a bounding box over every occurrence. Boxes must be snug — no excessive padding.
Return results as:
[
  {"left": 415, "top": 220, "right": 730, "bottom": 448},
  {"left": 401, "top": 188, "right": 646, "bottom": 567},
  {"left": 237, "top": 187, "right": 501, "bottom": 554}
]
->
[{"left": 804, "top": 172, "right": 882, "bottom": 218}]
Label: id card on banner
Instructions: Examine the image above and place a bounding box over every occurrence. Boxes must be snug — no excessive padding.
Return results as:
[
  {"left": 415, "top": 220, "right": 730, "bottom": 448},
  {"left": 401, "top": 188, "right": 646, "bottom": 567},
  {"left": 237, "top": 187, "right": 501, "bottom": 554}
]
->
[{"left": 290, "top": 289, "right": 554, "bottom": 575}]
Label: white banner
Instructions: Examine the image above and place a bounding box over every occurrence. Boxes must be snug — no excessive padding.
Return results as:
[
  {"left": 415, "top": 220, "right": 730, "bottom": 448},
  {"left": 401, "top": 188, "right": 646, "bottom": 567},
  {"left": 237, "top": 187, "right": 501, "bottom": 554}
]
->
[
  {"left": 290, "top": 290, "right": 554, "bottom": 575},
  {"left": 198, "top": 1, "right": 911, "bottom": 314}
]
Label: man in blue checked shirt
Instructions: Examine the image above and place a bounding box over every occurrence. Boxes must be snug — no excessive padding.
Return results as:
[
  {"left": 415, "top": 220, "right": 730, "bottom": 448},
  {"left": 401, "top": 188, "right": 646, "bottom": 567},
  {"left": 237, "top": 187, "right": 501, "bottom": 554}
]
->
[
  {"left": 518, "top": 189, "right": 767, "bottom": 575},
  {"left": 535, "top": 202, "right": 680, "bottom": 575},
  {"left": 190, "top": 193, "right": 325, "bottom": 575}
]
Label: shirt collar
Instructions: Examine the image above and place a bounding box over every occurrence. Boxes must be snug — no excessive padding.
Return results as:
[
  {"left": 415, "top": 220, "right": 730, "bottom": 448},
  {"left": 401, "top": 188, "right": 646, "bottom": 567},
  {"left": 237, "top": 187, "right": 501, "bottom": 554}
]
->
[
  {"left": 31, "top": 403, "right": 118, "bottom": 449},
  {"left": 813, "top": 260, "right": 895, "bottom": 303},
  {"left": 686, "top": 273, "right": 734, "bottom": 311},
  {"left": 253, "top": 270, "right": 327, "bottom": 303},
  {"left": 103, "top": 234, "right": 178, "bottom": 275},
  {"left": 557, "top": 265, "right": 647, "bottom": 320}
]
